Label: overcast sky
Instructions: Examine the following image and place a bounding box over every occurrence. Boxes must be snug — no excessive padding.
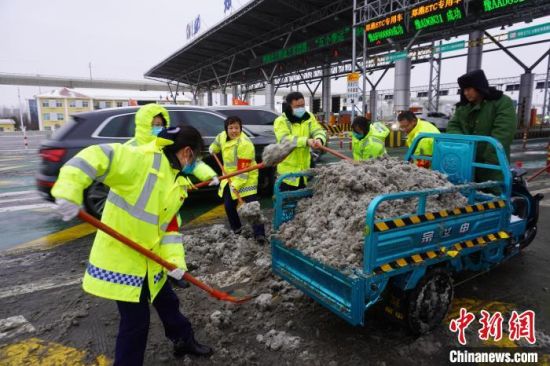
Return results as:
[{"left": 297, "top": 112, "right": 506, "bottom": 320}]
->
[{"left": 0, "top": 0, "right": 549, "bottom": 107}]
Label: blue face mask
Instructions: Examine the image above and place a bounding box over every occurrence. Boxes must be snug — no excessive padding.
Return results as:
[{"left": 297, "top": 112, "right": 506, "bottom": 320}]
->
[
  {"left": 352, "top": 131, "right": 365, "bottom": 140},
  {"left": 151, "top": 126, "right": 163, "bottom": 136},
  {"left": 181, "top": 151, "right": 197, "bottom": 174},
  {"left": 293, "top": 107, "right": 306, "bottom": 118}
]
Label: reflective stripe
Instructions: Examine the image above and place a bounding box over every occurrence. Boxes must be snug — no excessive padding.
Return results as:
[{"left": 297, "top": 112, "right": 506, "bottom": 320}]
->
[
  {"left": 153, "top": 270, "right": 164, "bottom": 284},
  {"left": 135, "top": 153, "right": 161, "bottom": 210},
  {"left": 160, "top": 223, "right": 169, "bottom": 231},
  {"left": 107, "top": 191, "right": 158, "bottom": 225},
  {"left": 65, "top": 157, "right": 97, "bottom": 180},
  {"left": 238, "top": 185, "right": 257, "bottom": 194},
  {"left": 105, "top": 152, "right": 162, "bottom": 225},
  {"left": 87, "top": 263, "right": 144, "bottom": 287},
  {"left": 96, "top": 144, "right": 114, "bottom": 182},
  {"left": 161, "top": 234, "right": 182, "bottom": 245}
]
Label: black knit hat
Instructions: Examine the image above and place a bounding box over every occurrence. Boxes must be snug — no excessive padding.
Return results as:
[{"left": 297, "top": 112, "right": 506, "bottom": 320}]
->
[{"left": 457, "top": 69, "right": 490, "bottom": 96}]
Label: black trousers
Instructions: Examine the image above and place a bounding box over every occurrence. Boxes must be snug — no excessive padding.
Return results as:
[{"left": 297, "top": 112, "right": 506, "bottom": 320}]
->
[
  {"left": 114, "top": 279, "right": 193, "bottom": 366},
  {"left": 222, "top": 185, "right": 265, "bottom": 237}
]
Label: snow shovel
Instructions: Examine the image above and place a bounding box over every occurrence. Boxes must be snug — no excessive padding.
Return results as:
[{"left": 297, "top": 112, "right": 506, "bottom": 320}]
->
[
  {"left": 317, "top": 144, "right": 353, "bottom": 161},
  {"left": 193, "top": 162, "right": 267, "bottom": 189},
  {"left": 78, "top": 210, "right": 253, "bottom": 304}
]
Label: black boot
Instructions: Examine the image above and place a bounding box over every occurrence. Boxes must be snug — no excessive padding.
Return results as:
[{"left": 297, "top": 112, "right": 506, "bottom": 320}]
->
[{"left": 174, "top": 338, "right": 213, "bottom": 358}]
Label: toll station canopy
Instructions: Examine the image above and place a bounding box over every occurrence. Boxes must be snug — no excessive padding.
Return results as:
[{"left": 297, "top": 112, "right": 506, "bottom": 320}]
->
[{"left": 145, "top": 0, "right": 550, "bottom": 90}]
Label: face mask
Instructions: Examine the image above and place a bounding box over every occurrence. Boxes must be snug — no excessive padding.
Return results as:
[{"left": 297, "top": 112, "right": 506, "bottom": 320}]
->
[
  {"left": 292, "top": 107, "right": 306, "bottom": 118},
  {"left": 151, "top": 126, "right": 163, "bottom": 136},
  {"left": 181, "top": 151, "right": 197, "bottom": 174},
  {"left": 352, "top": 131, "right": 365, "bottom": 140}
]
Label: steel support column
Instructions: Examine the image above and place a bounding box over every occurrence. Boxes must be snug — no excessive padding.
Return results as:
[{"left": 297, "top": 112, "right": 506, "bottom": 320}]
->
[
  {"left": 207, "top": 89, "right": 213, "bottom": 106},
  {"left": 394, "top": 57, "right": 411, "bottom": 113},
  {"left": 265, "top": 82, "right": 275, "bottom": 111},
  {"left": 322, "top": 64, "right": 331, "bottom": 123},
  {"left": 369, "top": 89, "right": 378, "bottom": 121},
  {"left": 518, "top": 72, "right": 535, "bottom": 128},
  {"left": 427, "top": 41, "right": 442, "bottom": 113},
  {"left": 467, "top": 30, "right": 483, "bottom": 72}
]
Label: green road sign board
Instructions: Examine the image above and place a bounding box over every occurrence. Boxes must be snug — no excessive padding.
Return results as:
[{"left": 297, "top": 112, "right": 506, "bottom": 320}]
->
[
  {"left": 434, "top": 40, "right": 465, "bottom": 54},
  {"left": 508, "top": 23, "right": 550, "bottom": 41},
  {"left": 382, "top": 51, "right": 408, "bottom": 63}
]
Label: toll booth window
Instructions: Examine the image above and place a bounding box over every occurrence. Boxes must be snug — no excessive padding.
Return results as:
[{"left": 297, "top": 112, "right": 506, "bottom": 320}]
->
[
  {"left": 96, "top": 114, "right": 135, "bottom": 138},
  {"left": 171, "top": 111, "right": 225, "bottom": 137}
]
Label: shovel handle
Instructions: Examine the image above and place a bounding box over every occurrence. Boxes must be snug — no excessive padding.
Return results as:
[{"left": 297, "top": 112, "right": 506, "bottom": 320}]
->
[
  {"left": 77, "top": 210, "right": 252, "bottom": 304},
  {"left": 317, "top": 145, "right": 353, "bottom": 161},
  {"left": 194, "top": 162, "right": 266, "bottom": 189},
  {"left": 211, "top": 153, "right": 245, "bottom": 205}
]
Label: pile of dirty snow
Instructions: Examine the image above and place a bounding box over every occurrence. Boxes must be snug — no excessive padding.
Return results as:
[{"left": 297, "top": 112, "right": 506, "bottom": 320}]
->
[{"left": 277, "top": 157, "right": 468, "bottom": 270}]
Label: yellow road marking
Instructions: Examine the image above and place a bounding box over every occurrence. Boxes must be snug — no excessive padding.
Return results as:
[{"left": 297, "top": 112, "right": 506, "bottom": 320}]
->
[
  {"left": 185, "top": 204, "right": 226, "bottom": 227},
  {"left": 0, "top": 338, "right": 110, "bottom": 366},
  {"left": 12, "top": 223, "right": 96, "bottom": 251}
]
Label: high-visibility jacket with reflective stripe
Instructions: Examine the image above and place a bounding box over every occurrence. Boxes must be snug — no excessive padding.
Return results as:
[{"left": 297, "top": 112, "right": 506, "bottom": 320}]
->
[
  {"left": 51, "top": 139, "right": 191, "bottom": 303},
  {"left": 273, "top": 112, "right": 327, "bottom": 187},
  {"left": 405, "top": 119, "right": 441, "bottom": 157},
  {"left": 352, "top": 122, "right": 390, "bottom": 161},
  {"left": 209, "top": 131, "right": 258, "bottom": 199}
]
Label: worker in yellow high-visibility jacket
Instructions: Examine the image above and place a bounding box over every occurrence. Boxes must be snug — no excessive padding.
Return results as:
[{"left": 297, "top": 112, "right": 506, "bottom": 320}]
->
[
  {"left": 273, "top": 92, "right": 326, "bottom": 190},
  {"left": 398, "top": 111, "right": 440, "bottom": 168},
  {"left": 351, "top": 116, "right": 390, "bottom": 161},
  {"left": 209, "top": 116, "right": 266, "bottom": 244},
  {"left": 52, "top": 126, "right": 214, "bottom": 365}
]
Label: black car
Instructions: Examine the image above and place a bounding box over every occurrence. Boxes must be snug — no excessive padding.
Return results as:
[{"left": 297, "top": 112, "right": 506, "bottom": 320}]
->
[
  {"left": 213, "top": 106, "right": 278, "bottom": 137},
  {"left": 37, "top": 105, "right": 276, "bottom": 218}
]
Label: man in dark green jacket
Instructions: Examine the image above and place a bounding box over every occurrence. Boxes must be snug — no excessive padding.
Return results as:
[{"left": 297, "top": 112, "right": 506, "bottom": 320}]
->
[{"left": 447, "top": 69, "right": 517, "bottom": 183}]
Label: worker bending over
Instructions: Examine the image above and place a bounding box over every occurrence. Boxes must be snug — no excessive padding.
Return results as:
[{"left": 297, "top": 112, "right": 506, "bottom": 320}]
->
[
  {"left": 398, "top": 111, "right": 440, "bottom": 168},
  {"left": 351, "top": 116, "right": 390, "bottom": 161}
]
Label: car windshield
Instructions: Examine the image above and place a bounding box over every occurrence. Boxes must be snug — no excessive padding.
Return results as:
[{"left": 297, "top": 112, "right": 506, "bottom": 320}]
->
[{"left": 216, "top": 109, "right": 277, "bottom": 126}]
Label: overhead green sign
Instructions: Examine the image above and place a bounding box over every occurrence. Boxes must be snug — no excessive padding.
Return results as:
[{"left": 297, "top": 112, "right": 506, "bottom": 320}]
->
[
  {"left": 482, "top": 0, "right": 526, "bottom": 13},
  {"left": 381, "top": 51, "right": 408, "bottom": 63},
  {"left": 434, "top": 40, "right": 465, "bottom": 53},
  {"left": 508, "top": 23, "right": 550, "bottom": 40}
]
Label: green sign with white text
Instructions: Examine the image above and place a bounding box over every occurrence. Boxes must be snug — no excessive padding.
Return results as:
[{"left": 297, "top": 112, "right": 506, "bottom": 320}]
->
[
  {"left": 434, "top": 40, "right": 465, "bottom": 53},
  {"left": 508, "top": 23, "right": 550, "bottom": 40}
]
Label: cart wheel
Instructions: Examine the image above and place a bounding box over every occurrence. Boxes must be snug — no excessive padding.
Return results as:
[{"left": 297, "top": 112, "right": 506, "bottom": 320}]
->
[
  {"left": 407, "top": 269, "right": 454, "bottom": 335},
  {"left": 519, "top": 225, "right": 537, "bottom": 249}
]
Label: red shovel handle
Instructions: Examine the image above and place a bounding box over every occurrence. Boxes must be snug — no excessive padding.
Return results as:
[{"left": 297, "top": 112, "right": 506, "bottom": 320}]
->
[
  {"left": 194, "top": 162, "right": 266, "bottom": 189},
  {"left": 317, "top": 145, "right": 353, "bottom": 161},
  {"left": 78, "top": 210, "right": 252, "bottom": 304}
]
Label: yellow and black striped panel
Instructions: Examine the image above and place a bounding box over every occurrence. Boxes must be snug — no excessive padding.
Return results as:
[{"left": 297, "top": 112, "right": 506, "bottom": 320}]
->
[
  {"left": 373, "top": 200, "right": 506, "bottom": 232},
  {"left": 372, "top": 231, "right": 510, "bottom": 275}
]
